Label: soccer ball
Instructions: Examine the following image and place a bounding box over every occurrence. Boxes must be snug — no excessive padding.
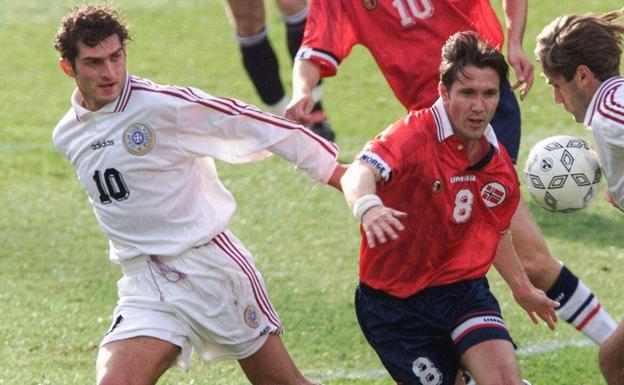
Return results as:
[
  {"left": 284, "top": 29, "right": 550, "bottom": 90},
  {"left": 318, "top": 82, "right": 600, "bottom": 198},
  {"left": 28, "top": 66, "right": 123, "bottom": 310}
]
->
[{"left": 523, "top": 135, "right": 602, "bottom": 213}]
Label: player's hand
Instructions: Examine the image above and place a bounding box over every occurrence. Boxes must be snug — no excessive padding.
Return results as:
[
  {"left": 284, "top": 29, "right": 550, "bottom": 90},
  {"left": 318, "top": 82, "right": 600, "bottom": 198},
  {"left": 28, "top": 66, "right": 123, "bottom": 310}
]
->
[
  {"left": 285, "top": 95, "right": 315, "bottom": 123},
  {"left": 604, "top": 191, "right": 624, "bottom": 212},
  {"left": 361, "top": 205, "right": 407, "bottom": 249},
  {"left": 507, "top": 45, "right": 534, "bottom": 101},
  {"left": 512, "top": 283, "right": 559, "bottom": 330}
]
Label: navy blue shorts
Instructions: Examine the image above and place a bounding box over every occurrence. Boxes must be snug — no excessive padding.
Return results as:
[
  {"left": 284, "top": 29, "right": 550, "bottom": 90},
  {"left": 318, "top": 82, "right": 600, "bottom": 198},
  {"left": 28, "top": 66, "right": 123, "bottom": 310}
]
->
[
  {"left": 355, "top": 278, "right": 513, "bottom": 385},
  {"left": 491, "top": 80, "right": 521, "bottom": 163}
]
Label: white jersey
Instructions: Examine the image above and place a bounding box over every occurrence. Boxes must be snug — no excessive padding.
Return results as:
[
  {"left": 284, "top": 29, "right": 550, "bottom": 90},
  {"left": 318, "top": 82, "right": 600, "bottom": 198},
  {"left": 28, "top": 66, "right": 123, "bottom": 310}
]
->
[
  {"left": 53, "top": 74, "right": 339, "bottom": 262},
  {"left": 585, "top": 76, "right": 624, "bottom": 209}
]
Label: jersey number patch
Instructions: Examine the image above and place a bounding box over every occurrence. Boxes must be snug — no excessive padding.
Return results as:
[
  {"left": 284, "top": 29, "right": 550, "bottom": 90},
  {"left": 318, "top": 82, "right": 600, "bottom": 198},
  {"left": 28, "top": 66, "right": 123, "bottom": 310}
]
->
[
  {"left": 93, "top": 168, "right": 129, "bottom": 204},
  {"left": 412, "top": 357, "right": 442, "bottom": 385},
  {"left": 392, "top": 0, "right": 434, "bottom": 26},
  {"left": 452, "top": 189, "right": 474, "bottom": 223}
]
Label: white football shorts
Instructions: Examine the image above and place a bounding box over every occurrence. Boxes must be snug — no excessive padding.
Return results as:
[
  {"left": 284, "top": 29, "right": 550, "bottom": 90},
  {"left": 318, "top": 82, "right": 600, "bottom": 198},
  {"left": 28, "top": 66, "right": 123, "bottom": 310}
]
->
[{"left": 100, "top": 229, "right": 283, "bottom": 370}]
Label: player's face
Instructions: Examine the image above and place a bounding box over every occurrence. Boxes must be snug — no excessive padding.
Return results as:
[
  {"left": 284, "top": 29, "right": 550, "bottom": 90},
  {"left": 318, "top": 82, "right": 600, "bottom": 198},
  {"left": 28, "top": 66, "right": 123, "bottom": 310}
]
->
[
  {"left": 60, "top": 34, "right": 127, "bottom": 111},
  {"left": 440, "top": 65, "right": 500, "bottom": 143},
  {"left": 545, "top": 72, "right": 592, "bottom": 123}
]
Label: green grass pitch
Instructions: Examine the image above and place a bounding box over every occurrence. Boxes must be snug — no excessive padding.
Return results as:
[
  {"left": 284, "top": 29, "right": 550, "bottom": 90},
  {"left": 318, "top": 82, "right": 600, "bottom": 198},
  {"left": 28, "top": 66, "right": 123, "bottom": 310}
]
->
[{"left": 1, "top": 1, "right": 623, "bottom": 384}]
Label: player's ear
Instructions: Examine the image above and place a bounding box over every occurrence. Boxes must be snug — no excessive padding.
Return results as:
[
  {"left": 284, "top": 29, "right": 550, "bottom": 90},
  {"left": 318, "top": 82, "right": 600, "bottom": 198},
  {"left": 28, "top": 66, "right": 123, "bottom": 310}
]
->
[
  {"left": 60, "top": 58, "right": 76, "bottom": 78},
  {"left": 438, "top": 82, "right": 449, "bottom": 102},
  {"left": 575, "top": 65, "right": 593, "bottom": 86}
]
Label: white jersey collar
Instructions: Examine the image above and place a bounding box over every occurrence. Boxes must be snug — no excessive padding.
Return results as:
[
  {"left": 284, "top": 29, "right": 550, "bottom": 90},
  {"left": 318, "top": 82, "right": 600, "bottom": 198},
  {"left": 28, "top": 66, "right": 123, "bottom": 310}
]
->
[
  {"left": 71, "top": 72, "right": 131, "bottom": 120},
  {"left": 584, "top": 76, "right": 622, "bottom": 127},
  {"left": 431, "top": 97, "right": 500, "bottom": 150}
]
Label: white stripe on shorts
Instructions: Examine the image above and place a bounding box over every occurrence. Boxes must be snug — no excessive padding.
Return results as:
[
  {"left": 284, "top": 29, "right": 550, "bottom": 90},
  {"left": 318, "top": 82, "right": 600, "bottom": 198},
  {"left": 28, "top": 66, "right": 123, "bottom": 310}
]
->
[
  {"left": 451, "top": 313, "right": 507, "bottom": 344},
  {"left": 213, "top": 233, "right": 283, "bottom": 332}
]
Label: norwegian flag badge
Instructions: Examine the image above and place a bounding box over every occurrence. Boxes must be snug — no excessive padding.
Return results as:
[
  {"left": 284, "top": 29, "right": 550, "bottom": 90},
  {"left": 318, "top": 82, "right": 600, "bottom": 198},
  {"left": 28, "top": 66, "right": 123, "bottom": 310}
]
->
[{"left": 481, "top": 182, "right": 507, "bottom": 208}]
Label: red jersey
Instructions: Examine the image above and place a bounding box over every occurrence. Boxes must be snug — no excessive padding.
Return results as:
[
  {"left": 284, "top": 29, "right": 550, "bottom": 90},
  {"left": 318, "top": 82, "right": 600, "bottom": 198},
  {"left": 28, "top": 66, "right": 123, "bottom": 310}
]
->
[
  {"left": 298, "top": 0, "right": 504, "bottom": 110},
  {"left": 358, "top": 99, "right": 519, "bottom": 298}
]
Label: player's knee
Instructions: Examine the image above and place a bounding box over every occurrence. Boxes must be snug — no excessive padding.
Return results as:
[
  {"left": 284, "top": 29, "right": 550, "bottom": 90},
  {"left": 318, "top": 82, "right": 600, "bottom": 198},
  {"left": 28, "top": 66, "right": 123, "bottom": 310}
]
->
[
  {"left": 520, "top": 254, "right": 548, "bottom": 277},
  {"left": 232, "top": 14, "right": 265, "bottom": 37},
  {"left": 479, "top": 372, "right": 521, "bottom": 385},
  {"left": 276, "top": 0, "right": 307, "bottom": 15}
]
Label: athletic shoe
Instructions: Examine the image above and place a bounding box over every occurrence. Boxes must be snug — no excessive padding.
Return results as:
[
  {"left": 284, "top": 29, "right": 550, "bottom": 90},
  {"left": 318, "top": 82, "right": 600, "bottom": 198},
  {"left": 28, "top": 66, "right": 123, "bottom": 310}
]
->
[{"left": 308, "top": 120, "right": 336, "bottom": 142}]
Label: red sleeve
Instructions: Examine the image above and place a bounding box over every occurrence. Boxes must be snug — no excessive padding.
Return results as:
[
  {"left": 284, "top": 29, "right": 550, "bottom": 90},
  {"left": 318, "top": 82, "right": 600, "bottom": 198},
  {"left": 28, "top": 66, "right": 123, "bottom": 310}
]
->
[
  {"left": 297, "top": 0, "right": 358, "bottom": 77},
  {"left": 359, "top": 115, "right": 416, "bottom": 182}
]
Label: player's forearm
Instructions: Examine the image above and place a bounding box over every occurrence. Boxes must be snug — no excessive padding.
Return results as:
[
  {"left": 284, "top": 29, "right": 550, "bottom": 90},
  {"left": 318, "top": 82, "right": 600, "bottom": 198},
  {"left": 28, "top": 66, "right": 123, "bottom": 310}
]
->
[
  {"left": 493, "top": 231, "right": 532, "bottom": 294},
  {"left": 502, "top": 0, "right": 528, "bottom": 49},
  {"left": 341, "top": 161, "right": 379, "bottom": 209},
  {"left": 292, "top": 59, "right": 321, "bottom": 99},
  {"left": 327, "top": 164, "right": 348, "bottom": 191}
]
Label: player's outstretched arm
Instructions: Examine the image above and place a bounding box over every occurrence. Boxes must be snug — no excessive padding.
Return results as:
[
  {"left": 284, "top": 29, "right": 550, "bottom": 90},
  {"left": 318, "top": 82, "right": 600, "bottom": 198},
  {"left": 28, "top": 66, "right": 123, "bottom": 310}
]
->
[
  {"left": 326, "top": 164, "right": 348, "bottom": 191},
  {"left": 503, "top": 0, "right": 534, "bottom": 100},
  {"left": 494, "top": 231, "right": 559, "bottom": 330},
  {"left": 286, "top": 60, "right": 321, "bottom": 123},
  {"left": 341, "top": 160, "right": 406, "bottom": 248}
]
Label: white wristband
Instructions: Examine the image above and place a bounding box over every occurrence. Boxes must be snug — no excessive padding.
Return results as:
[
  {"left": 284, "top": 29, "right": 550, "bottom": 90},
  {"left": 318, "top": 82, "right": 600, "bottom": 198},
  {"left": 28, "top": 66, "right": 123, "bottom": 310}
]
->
[{"left": 352, "top": 194, "right": 383, "bottom": 221}]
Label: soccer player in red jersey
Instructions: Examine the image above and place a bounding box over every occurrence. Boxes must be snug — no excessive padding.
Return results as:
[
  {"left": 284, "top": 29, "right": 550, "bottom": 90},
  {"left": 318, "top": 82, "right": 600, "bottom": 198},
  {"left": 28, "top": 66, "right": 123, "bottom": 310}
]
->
[
  {"left": 287, "top": 0, "right": 616, "bottom": 346},
  {"left": 341, "top": 31, "right": 558, "bottom": 385}
]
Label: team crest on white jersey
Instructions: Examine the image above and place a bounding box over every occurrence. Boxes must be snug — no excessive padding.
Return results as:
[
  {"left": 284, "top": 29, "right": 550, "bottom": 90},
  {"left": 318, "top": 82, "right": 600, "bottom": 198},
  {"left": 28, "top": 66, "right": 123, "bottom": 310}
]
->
[
  {"left": 244, "top": 305, "right": 260, "bottom": 329},
  {"left": 480, "top": 182, "right": 507, "bottom": 208},
  {"left": 123, "top": 122, "right": 155, "bottom": 156},
  {"left": 362, "top": 0, "right": 377, "bottom": 10}
]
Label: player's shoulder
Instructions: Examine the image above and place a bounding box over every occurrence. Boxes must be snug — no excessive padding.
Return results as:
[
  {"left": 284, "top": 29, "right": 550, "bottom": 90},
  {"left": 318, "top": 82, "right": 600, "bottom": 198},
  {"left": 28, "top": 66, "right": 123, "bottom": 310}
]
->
[
  {"left": 52, "top": 108, "right": 79, "bottom": 153},
  {"left": 593, "top": 77, "right": 624, "bottom": 125}
]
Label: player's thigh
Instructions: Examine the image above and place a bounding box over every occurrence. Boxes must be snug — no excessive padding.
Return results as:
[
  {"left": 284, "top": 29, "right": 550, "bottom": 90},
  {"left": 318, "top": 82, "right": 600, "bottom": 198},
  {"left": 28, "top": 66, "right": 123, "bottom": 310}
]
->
[
  {"left": 223, "top": 0, "right": 266, "bottom": 35},
  {"left": 490, "top": 80, "right": 521, "bottom": 162},
  {"left": 355, "top": 285, "right": 456, "bottom": 385},
  {"left": 275, "top": 0, "right": 307, "bottom": 16},
  {"left": 238, "top": 334, "right": 310, "bottom": 385},
  {"left": 96, "top": 336, "right": 180, "bottom": 385},
  {"left": 460, "top": 339, "right": 523, "bottom": 385}
]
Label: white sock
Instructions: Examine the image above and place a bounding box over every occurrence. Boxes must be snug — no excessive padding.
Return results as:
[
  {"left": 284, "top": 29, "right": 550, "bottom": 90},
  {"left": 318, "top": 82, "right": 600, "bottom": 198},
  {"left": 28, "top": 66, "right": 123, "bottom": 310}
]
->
[{"left": 556, "top": 279, "right": 617, "bottom": 344}]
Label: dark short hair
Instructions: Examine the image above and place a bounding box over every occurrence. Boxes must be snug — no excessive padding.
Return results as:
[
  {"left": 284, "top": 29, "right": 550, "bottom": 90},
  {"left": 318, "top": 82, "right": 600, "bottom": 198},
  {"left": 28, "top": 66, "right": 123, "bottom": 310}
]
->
[
  {"left": 535, "top": 9, "right": 624, "bottom": 81},
  {"left": 439, "top": 31, "right": 508, "bottom": 91},
  {"left": 54, "top": 4, "right": 130, "bottom": 66}
]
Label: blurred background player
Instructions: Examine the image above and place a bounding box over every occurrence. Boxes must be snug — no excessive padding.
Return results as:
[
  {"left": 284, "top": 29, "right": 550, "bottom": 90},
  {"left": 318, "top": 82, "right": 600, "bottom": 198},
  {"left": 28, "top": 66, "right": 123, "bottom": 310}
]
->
[
  {"left": 222, "top": 0, "right": 335, "bottom": 140},
  {"left": 341, "top": 31, "right": 558, "bottom": 385},
  {"left": 535, "top": 9, "right": 624, "bottom": 385},
  {"left": 286, "top": 0, "right": 617, "bottom": 347}
]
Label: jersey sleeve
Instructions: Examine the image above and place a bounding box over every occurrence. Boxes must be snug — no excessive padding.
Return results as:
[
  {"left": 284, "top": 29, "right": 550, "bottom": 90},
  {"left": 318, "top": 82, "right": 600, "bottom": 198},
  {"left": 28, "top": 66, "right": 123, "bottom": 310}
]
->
[
  {"left": 296, "top": 0, "right": 358, "bottom": 77},
  {"left": 357, "top": 116, "right": 412, "bottom": 183},
  {"left": 598, "top": 124, "right": 624, "bottom": 209},
  {"left": 174, "top": 88, "right": 339, "bottom": 183}
]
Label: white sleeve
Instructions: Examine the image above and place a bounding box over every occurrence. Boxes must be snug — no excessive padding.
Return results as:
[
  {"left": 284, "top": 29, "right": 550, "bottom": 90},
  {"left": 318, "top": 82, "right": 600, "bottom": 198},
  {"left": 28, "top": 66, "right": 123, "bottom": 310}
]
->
[
  {"left": 175, "top": 87, "right": 339, "bottom": 183},
  {"left": 599, "top": 120, "right": 624, "bottom": 209}
]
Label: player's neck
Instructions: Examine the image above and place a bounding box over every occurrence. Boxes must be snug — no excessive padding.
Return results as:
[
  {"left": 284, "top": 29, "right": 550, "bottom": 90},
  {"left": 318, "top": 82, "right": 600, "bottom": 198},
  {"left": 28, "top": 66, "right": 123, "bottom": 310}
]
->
[{"left": 466, "top": 136, "right": 489, "bottom": 165}]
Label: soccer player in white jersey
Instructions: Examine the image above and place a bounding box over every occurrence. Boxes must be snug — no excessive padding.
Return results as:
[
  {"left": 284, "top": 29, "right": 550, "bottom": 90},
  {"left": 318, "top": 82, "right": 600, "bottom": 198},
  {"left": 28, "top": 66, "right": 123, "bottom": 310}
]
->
[
  {"left": 52, "top": 5, "right": 344, "bottom": 385},
  {"left": 535, "top": 9, "right": 624, "bottom": 385}
]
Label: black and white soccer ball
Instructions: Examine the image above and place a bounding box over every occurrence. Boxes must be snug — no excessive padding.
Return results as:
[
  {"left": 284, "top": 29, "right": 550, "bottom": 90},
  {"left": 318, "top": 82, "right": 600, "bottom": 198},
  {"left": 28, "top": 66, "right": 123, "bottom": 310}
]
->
[{"left": 524, "top": 135, "right": 602, "bottom": 213}]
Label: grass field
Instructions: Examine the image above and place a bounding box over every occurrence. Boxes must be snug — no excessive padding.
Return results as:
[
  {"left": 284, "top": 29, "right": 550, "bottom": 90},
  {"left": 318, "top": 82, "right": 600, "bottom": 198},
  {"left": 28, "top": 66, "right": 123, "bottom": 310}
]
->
[{"left": 1, "top": 1, "right": 623, "bottom": 384}]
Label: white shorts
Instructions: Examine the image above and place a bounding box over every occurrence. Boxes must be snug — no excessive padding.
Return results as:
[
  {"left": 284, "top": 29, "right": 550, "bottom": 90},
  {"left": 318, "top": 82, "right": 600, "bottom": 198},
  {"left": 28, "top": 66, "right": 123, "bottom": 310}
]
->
[{"left": 100, "top": 230, "right": 283, "bottom": 370}]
